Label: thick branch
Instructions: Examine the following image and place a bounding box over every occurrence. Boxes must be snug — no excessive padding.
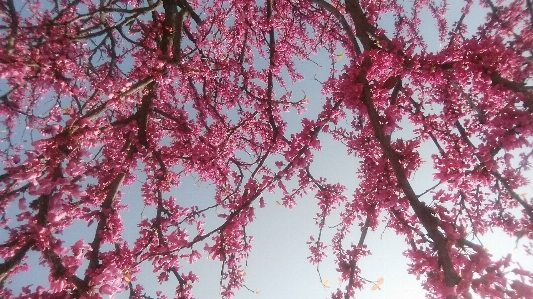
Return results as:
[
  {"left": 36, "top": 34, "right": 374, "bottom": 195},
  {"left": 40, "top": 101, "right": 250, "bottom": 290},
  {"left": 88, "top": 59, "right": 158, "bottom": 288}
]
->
[
  {"left": 344, "top": 0, "right": 375, "bottom": 51},
  {"left": 527, "top": 0, "right": 533, "bottom": 29},
  {"left": 309, "top": 0, "right": 360, "bottom": 53},
  {"left": 161, "top": 0, "right": 187, "bottom": 62},
  {"left": 0, "top": 240, "right": 34, "bottom": 288},
  {"left": 358, "top": 69, "right": 461, "bottom": 286},
  {"left": 5, "top": 0, "right": 19, "bottom": 55},
  {"left": 265, "top": 0, "right": 279, "bottom": 142},
  {"left": 137, "top": 82, "right": 156, "bottom": 147},
  {"left": 177, "top": 0, "right": 202, "bottom": 25},
  {"left": 85, "top": 142, "right": 134, "bottom": 279},
  {"left": 43, "top": 248, "right": 89, "bottom": 293}
]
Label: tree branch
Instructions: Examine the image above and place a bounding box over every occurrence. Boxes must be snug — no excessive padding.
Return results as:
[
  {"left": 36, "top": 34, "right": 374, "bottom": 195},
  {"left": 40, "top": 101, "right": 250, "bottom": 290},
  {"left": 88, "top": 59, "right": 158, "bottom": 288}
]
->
[
  {"left": 309, "top": 0, "right": 360, "bottom": 53},
  {"left": 358, "top": 63, "right": 461, "bottom": 286},
  {"left": 85, "top": 142, "right": 135, "bottom": 281}
]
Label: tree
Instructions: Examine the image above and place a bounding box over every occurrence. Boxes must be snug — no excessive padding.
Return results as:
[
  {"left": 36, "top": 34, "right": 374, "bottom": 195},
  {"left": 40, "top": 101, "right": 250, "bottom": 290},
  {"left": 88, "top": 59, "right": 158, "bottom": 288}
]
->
[{"left": 0, "top": 0, "right": 532, "bottom": 298}]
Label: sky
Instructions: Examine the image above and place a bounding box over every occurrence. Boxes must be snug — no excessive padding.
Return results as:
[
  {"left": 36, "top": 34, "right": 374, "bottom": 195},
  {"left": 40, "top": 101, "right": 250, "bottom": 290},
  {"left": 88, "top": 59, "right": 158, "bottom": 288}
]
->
[{"left": 1, "top": 1, "right": 532, "bottom": 299}]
